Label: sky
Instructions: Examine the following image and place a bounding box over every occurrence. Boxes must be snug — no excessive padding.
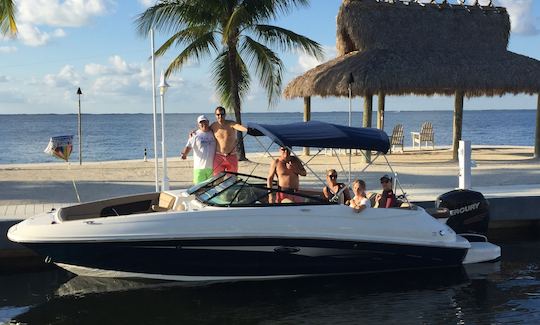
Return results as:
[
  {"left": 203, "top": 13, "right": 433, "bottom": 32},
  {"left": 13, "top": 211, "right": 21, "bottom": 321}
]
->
[{"left": 0, "top": 0, "right": 539, "bottom": 114}]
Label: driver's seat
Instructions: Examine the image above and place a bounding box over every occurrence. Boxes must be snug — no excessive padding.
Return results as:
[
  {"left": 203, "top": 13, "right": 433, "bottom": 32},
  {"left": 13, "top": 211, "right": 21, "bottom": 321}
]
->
[{"left": 152, "top": 192, "right": 176, "bottom": 212}]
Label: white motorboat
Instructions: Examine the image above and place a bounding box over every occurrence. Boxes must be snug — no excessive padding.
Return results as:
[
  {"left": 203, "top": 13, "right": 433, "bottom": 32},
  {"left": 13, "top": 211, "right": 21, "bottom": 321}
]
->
[{"left": 7, "top": 121, "right": 500, "bottom": 281}]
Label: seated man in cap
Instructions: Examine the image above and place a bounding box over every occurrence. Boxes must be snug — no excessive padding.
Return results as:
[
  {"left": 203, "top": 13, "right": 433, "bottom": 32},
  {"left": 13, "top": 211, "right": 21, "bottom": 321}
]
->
[
  {"left": 181, "top": 115, "right": 216, "bottom": 184},
  {"left": 374, "top": 174, "right": 403, "bottom": 208}
]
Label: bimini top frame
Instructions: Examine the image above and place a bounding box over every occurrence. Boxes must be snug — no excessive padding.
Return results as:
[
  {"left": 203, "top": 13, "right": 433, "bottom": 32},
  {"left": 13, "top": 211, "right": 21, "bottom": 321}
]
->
[{"left": 246, "top": 121, "right": 409, "bottom": 206}]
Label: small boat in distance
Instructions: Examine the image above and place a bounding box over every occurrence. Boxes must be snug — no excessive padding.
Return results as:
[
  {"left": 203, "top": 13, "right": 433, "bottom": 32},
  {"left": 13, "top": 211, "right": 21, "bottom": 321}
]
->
[{"left": 7, "top": 121, "right": 500, "bottom": 281}]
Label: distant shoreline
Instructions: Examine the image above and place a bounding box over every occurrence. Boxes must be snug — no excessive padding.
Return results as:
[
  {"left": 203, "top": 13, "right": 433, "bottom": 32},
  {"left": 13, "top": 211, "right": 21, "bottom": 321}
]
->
[{"left": 0, "top": 108, "right": 536, "bottom": 116}]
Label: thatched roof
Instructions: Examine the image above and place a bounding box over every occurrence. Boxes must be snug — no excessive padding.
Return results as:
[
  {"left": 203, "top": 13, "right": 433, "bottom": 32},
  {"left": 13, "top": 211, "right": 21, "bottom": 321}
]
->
[{"left": 284, "top": 0, "right": 540, "bottom": 98}]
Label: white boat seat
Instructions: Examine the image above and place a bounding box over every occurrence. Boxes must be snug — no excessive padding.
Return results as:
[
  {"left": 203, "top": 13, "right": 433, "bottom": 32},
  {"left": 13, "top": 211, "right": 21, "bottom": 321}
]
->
[{"left": 152, "top": 192, "right": 176, "bottom": 212}]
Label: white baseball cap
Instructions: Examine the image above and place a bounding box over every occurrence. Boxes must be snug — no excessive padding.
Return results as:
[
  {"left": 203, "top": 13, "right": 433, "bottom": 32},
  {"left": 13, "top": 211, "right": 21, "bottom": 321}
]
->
[{"left": 197, "top": 115, "right": 209, "bottom": 123}]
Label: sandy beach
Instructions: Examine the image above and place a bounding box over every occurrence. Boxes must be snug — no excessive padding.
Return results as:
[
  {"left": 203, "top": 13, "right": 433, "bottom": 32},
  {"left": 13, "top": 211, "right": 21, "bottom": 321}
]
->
[{"left": 1, "top": 146, "right": 539, "bottom": 208}]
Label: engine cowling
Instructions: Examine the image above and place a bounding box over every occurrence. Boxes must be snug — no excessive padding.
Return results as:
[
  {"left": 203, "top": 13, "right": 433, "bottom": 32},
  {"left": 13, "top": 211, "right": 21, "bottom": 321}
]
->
[{"left": 435, "top": 189, "right": 490, "bottom": 236}]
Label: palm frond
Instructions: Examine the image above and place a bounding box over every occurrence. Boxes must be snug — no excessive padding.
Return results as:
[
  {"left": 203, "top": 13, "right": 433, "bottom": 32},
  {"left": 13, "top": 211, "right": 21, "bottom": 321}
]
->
[
  {"left": 0, "top": 0, "right": 17, "bottom": 36},
  {"left": 164, "top": 31, "right": 218, "bottom": 77},
  {"left": 211, "top": 51, "right": 251, "bottom": 109},
  {"left": 239, "top": 0, "right": 310, "bottom": 23},
  {"left": 135, "top": 0, "right": 219, "bottom": 37},
  {"left": 154, "top": 25, "right": 215, "bottom": 57},
  {"left": 253, "top": 24, "right": 324, "bottom": 60},
  {"left": 223, "top": 5, "right": 249, "bottom": 44},
  {"left": 240, "top": 36, "right": 283, "bottom": 107}
]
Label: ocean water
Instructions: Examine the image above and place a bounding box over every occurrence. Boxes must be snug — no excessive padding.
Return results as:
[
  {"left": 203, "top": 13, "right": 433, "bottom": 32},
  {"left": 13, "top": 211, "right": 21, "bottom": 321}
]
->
[
  {"left": 1, "top": 238, "right": 539, "bottom": 325},
  {"left": 0, "top": 110, "right": 535, "bottom": 164}
]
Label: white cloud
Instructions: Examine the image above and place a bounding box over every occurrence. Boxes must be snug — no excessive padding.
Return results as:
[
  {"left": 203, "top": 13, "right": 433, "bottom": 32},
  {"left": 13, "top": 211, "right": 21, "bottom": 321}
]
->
[
  {"left": 82, "top": 55, "right": 159, "bottom": 96},
  {"left": 53, "top": 29, "right": 66, "bottom": 38},
  {"left": 44, "top": 65, "right": 81, "bottom": 88},
  {"left": 84, "top": 63, "right": 109, "bottom": 75},
  {"left": 109, "top": 55, "right": 133, "bottom": 74},
  {"left": 497, "top": 0, "right": 539, "bottom": 35},
  {"left": 11, "top": 0, "right": 114, "bottom": 46},
  {"left": 85, "top": 55, "right": 142, "bottom": 76},
  {"left": 0, "top": 46, "right": 17, "bottom": 53},
  {"left": 0, "top": 88, "right": 26, "bottom": 104},
  {"left": 92, "top": 75, "right": 131, "bottom": 93},
  {"left": 293, "top": 45, "right": 336, "bottom": 73},
  {"left": 0, "top": 75, "right": 9, "bottom": 82},
  {"left": 139, "top": 0, "right": 155, "bottom": 8},
  {"left": 17, "top": 0, "right": 113, "bottom": 27},
  {"left": 16, "top": 23, "right": 66, "bottom": 47}
]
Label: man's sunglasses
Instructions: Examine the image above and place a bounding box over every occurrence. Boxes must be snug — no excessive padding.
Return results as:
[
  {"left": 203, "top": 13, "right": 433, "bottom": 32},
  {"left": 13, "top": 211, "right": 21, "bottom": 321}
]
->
[
  {"left": 328, "top": 174, "right": 337, "bottom": 179},
  {"left": 381, "top": 179, "right": 390, "bottom": 184},
  {"left": 215, "top": 113, "right": 225, "bottom": 116}
]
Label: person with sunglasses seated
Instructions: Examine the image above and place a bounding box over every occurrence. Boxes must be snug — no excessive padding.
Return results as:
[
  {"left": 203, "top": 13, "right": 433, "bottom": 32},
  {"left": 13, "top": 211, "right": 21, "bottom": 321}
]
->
[
  {"left": 267, "top": 146, "right": 307, "bottom": 203},
  {"left": 349, "top": 179, "right": 370, "bottom": 212},
  {"left": 374, "top": 174, "right": 403, "bottom": 208},
  {"left": 322, "top": 169, "right": 351, "bottom": 205}
]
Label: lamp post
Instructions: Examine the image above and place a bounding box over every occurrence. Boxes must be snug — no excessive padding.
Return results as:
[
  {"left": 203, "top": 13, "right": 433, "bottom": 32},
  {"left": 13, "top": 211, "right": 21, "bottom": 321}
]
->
[
  {"left": 150, "top": 28, "right": 160, "bottom": 192},
  {"left": 158, "top": 71, "right": 170, "bottom": 191},
  {"left": 76, "top": 87, "right": 82, "bottom": 165}
]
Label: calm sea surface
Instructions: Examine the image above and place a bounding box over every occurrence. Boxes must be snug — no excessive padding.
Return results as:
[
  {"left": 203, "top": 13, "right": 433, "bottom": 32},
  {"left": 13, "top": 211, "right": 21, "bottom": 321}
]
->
[
  {"left": 0, "top": 110, "right": 535, "bottom": 164},
  {"left": 1, "top": 238, "right": 539, "bottom": 324}
]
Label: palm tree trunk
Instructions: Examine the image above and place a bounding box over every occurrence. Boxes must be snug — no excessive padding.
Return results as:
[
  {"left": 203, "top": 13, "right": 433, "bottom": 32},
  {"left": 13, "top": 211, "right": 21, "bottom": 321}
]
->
[{"left": 227, "top": 44, "right": 247, "bottom": 161}]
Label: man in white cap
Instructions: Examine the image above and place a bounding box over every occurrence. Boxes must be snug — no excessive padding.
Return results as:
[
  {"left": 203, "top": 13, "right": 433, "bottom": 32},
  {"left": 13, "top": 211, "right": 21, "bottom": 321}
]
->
[{"left": 181, "top": 115, "right": 216, "bottom": 184}]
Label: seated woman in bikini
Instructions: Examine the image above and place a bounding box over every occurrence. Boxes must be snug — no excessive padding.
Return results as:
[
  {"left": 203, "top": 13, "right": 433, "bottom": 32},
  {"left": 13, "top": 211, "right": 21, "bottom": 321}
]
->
[
  {"left": 349, "top": 179, "right": 371, "bottom": 213},
  {"left": 322, "top": 169, "right": 351, "bottom": 205}
]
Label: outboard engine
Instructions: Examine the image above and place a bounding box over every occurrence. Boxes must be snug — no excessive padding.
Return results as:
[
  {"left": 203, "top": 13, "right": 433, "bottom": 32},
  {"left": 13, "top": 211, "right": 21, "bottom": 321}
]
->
[{"left": 435, "top": 189, "right": 490, "bottom": 236}]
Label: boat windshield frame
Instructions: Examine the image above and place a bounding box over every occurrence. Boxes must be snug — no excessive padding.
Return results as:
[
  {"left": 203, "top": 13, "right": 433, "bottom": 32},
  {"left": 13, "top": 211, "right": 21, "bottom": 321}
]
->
[{"left": 188, "top": 172, "right": 331, "bottom": 208}]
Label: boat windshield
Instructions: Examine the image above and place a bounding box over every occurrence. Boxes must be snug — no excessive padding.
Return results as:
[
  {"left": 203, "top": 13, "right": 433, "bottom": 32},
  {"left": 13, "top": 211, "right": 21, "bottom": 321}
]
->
[{"left": 188, "top": 172, "right": 329, "bottom": 207}]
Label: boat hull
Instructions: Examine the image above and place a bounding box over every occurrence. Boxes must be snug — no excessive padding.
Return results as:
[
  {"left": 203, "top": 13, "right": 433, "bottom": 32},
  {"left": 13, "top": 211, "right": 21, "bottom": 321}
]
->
[{"left": 24, "top": 237, "right": 468, "bottom": 281}]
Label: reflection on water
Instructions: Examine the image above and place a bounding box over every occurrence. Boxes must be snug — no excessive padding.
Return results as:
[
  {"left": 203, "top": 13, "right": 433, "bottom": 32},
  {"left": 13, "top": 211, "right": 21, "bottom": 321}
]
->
[{"left": 2, "top": 240, "right": 540, "bottom": 325}]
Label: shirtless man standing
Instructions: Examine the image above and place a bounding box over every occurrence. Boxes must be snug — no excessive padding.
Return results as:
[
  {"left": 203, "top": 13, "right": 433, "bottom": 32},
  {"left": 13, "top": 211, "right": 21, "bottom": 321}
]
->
[
  {"left": 267, "top": 146, "right": 307, "bottom": 203},
  {"left": 210, "top": 106, "right": 247, "bottom": 175}
]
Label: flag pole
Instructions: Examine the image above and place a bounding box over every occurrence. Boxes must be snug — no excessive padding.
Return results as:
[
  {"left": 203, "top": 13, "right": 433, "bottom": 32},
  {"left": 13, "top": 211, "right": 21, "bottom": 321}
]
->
[
  {"left": 77, "top": 88, "right": 83, "bottom": 165},
  {"left": 347, "top": 73, "right": 354, "bottom": 184},
  {"left": 150, "top": 28, "right": 160, "bottom": 192}
]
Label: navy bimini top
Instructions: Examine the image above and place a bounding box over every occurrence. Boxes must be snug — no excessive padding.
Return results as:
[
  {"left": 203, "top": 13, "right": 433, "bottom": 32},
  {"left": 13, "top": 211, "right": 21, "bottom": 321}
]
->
[{"left": 247, "top": 121, "right": 390, "bottom": 154}]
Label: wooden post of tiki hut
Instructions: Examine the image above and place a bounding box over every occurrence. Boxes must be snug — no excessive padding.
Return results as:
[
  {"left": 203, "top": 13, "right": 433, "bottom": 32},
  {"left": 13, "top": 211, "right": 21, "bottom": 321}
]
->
[
  {"left": 282, "top": 0, "right": 540, "bottom": 160},
  {"left": 363, "top": 94, "right": 373, "bottom": 163},
  {"left": 303, "top": 96, "right": 311, "bottom": 156},
  {"left": 536, "top": 94, "right": 540, "bottom": 159},
  {"left": 453, "top": 91, "right": 464, "bottom": 161},
  {"left": 377, "top": 92, "right": 385, "bottom": 130}
]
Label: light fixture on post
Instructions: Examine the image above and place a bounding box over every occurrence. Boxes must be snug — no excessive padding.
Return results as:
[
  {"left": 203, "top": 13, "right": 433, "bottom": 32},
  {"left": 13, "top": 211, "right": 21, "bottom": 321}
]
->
[
  {"left": 158, "top": 71, "right": 170, "bottom": 191},
  {"left": 76, "top": 87, "right": 83, "bottom": 165}
]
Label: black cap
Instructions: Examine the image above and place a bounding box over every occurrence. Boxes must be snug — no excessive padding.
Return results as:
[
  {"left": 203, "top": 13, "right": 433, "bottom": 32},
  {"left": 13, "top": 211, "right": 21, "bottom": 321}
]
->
[{"left": 380, "top": 174, "right": 392, "bottom": 181}]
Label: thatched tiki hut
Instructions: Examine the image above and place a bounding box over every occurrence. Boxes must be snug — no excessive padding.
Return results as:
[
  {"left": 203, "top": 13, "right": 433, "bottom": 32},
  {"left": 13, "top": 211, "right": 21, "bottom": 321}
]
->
[{"left": 284, "top": 0, "right": 540, "bottom": 160}]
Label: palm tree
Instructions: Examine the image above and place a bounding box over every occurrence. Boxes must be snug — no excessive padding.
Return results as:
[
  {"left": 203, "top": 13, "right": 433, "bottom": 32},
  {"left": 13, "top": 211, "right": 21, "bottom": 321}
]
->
[
  {"left": 0, "top": 0, "right": 17, "bottom": 36},
  {"left": 136, "top": 0, "right": 323, "bottom": 160}
]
